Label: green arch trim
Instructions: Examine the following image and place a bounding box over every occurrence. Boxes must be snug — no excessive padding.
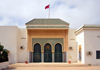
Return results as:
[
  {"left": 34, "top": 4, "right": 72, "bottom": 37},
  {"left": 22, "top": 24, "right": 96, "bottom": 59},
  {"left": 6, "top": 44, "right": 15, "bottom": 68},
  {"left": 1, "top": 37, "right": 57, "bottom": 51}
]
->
[{"left": 32, "top": 38, "right": 64, "bottom": 52}]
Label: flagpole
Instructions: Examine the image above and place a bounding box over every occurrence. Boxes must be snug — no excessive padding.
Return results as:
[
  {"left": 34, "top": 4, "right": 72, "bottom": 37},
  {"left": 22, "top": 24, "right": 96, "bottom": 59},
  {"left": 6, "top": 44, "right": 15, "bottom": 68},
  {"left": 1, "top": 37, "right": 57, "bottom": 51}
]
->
[{"left": 48, "top": 4, "right": 50, "bottom": 18}]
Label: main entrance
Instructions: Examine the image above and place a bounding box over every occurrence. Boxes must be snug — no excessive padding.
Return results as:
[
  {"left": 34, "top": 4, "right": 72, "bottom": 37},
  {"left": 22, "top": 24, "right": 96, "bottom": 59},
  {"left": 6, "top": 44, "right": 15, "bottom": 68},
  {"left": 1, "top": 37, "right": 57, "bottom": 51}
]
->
[
  {"left": 33, "top": 43, "right": 41, "bottom": 62},
  {"left": 54, "top": 43, "right": 62, "bottom": 62},
  {"left": 44, "top": 43, "right": 52, "bottom": 62}
]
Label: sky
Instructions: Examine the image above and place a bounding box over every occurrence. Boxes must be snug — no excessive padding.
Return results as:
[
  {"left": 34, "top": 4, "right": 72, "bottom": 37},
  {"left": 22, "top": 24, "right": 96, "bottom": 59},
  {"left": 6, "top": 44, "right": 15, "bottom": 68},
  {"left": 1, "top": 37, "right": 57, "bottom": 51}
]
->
[{"left": 0, "top": 0, "right": 100, "bottom": 28}]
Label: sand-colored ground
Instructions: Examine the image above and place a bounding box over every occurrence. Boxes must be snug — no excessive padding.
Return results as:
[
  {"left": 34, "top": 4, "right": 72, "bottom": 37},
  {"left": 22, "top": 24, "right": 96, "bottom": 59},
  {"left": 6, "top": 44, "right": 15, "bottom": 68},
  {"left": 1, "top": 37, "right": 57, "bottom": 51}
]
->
[{"left": 3, "top": 63, "right": 100, "bottom": 70}]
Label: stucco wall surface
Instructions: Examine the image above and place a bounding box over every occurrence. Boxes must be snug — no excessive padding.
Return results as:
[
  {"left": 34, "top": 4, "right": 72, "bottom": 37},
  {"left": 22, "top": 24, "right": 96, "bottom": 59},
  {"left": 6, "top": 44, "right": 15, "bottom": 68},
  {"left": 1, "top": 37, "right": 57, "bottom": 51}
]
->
[
  {"left": 0, "top": 26, "right": 19, "bottom": 64},
  {"left": 17, "top": 28, "right": 28, "bottom": 63},
  {"left": 84, "top": 29, "right": 100, "bottom": 65},
  {"left": 76, "top": 31, "right": 85, "bottom": 64},
  {"left": 68, "top": 29, "right": 77, "bottom": 62}
]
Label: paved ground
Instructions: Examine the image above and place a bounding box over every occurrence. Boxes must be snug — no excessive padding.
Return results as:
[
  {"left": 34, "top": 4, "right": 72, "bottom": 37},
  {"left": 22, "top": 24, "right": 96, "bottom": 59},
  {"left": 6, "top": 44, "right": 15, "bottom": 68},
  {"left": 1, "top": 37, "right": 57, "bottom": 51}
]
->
[
  {"left": 8, "top": 63, "right": 89, "bottom": 67},
  {"left": 4, "top": 66, "right": 100, "bottom": 70},
  {"left": 3, "top": 63, "right": 100, "bottom": 70}
]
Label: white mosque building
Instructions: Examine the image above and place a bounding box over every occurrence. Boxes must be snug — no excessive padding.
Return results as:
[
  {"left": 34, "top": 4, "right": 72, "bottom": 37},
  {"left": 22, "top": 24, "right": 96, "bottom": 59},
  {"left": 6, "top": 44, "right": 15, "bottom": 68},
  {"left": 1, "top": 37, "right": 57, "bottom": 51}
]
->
[{"left": 0, "top": 18, "right": 100, "bottom": 65}]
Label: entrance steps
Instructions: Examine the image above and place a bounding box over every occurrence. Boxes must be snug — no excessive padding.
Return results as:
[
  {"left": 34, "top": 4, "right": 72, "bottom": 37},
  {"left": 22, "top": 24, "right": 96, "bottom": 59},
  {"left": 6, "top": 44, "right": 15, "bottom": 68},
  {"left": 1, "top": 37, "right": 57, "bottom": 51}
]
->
[{"left": 9, "top": 63, "right": 90, "bottom": 67}]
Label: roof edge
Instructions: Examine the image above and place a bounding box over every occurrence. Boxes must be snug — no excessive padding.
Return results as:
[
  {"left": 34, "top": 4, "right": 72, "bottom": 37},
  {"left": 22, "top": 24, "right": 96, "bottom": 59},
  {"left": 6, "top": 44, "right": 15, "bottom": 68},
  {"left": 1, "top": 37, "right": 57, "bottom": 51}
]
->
[
  {"left": 75, "top": 24, "right": 100, "bottom": 34},
  {"left": 25, "top": 18, "right": 69, "bottom": 25}
]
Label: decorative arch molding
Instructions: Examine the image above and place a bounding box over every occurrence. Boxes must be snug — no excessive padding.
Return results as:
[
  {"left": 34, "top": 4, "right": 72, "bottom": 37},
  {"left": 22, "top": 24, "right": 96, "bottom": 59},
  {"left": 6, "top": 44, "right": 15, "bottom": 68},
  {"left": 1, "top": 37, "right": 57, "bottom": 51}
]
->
[
  {"left": 54, "top": 43, "right": 63, "bottom": 62},
  {"left": 32, "top": 38, "right": 64, "bottom": 52},
  {"left": 32, "top": 42, "right": 42, "bottom": 52},
  {"left": 44, "top": 43, "right": 52, "bottom": 62},
  {"left": 54, "top": 42, "right": 63, "bottom": 52},
  {"left": 33, "top": 43, "right": 41, "bottom": 62},
  {"left": 43, "top": 42, "right": 52, "bottom": 52}
]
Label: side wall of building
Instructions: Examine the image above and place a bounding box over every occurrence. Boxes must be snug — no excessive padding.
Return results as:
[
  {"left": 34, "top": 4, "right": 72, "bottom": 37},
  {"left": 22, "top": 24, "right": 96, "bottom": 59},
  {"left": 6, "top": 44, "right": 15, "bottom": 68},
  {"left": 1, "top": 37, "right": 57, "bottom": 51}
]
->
[
  {"left": 76, "top": 31, "right": 85, "bottom": 64},
  {"left": 68, "top": 29, "right": 77, "bottom": 63},
  {"left": 0, "top": 26, "right": 19, "bottom": 64},
  {"left": 84, "top": 29, "right": 100, "bottom": 65},
  {"left": 17, "top": 28, "right": 28, "bottom": 63}
]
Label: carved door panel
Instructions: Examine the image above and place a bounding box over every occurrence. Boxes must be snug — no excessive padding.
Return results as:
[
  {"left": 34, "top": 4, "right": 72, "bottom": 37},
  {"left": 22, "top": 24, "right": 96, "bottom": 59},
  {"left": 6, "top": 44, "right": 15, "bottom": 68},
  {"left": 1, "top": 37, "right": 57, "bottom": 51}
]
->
[
  {"left": 54, "top": 43, "right": 62, "bottom": 62},
  {"left": 33, "top": 43, "right": 41, "bottom": 62},
  {"left": 44, "top": 43, "right": 52, "bottom": 62}
]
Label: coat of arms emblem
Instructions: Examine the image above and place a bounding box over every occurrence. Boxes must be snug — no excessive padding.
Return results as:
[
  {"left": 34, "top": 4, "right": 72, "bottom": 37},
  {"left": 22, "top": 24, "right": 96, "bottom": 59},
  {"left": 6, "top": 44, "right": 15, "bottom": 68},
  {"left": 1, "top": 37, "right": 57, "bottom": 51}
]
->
[{"left": 46, "top": 45, "right": 50, "bottom": 49}]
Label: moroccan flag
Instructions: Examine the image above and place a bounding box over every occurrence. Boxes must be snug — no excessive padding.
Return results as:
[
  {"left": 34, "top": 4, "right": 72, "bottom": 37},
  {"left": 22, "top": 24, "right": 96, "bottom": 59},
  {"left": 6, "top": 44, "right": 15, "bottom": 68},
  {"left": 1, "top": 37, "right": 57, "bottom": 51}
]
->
[{"left": 45, "top": 4, "right": 50, "bottom": 9}]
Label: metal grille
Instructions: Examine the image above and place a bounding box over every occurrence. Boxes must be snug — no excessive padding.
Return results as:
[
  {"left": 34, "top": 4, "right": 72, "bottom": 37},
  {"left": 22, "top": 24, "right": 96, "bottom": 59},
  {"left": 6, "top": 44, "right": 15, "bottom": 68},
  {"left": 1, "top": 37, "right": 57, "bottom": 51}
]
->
[
  {"left": 54, "top": 52, "right": 62, "bottom": 62},
  {"left": 33, "top": 53, "right": 41, "bottom": 62},
  {"left": 44, "top": 52, "right": 52, "bottom": 62}
]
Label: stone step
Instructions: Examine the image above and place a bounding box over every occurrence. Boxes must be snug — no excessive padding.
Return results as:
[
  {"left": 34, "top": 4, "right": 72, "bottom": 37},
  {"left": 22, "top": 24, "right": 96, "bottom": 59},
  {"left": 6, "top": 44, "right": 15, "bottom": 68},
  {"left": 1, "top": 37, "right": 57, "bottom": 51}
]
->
[{"left": 9, "top": 63, "right": 90, "bottom": 67}]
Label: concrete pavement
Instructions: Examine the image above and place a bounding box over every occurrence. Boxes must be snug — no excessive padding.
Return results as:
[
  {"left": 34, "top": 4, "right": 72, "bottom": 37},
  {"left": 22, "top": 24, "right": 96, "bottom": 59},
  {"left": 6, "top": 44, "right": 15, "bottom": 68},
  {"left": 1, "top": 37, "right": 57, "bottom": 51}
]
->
[
  {"left": 3, "top": 63, "right": 100, "bottom": 70},
  {"left": 9, "top": 63, "right": 89, "bottom": 67}
]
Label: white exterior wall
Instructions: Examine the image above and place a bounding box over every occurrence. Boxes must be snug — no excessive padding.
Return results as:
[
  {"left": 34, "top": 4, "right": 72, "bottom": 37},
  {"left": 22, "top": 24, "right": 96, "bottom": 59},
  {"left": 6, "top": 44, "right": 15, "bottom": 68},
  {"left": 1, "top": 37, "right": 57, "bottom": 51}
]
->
[
  {"left": 0, "top": 61, "right": 9, "bottom": 70},
  {"left": 17, "top": 28, "right": 28, "bottom": 63},
  {"left": 0, "top": 26, "right": 28, "bottom": 63},
  {"left": 76, "top": 31, "right": 85, "bottom": 64},
  {"left": 0, "top": 26, "right": 19, "bottom": 64},
  {"left": 68, "top": 29, "right": 77, "bottom": 63},
  {"left": 84, "top": 29, "right": 100, "bottom": 65},
  {"left": 1, "top": 25, "right": 100, "bottom": 65}
]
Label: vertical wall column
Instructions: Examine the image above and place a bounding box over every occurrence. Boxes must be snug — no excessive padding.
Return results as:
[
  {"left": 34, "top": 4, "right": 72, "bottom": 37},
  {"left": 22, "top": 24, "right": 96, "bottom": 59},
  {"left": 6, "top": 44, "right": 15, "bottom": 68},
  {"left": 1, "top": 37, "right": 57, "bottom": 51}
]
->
[
  {"left": 63, "top": 52, "right": 66, "bottom": 62},
  {"left": 29, "top": 52, "right": 33, "bottom": 63},
  {"left": 32, "top": 52, "right": 33, "bottom": 62},
  {"left": 28, "top": 51, "right": 30, "bottom": 63},
  {"left": 52, "top": 52, "right": 54, "bottom": 62},
  {"left": 77, "top": 44, "right": 79, "bottom": 63},
  {"left": 66, "top": 52, "right": 67, "bottom": 62},
  {"left": 65, "top": 29, "right": 68, "bottom": 62},
  {"left": 42, "top": 52, "right": 44, "bottom": 62}
]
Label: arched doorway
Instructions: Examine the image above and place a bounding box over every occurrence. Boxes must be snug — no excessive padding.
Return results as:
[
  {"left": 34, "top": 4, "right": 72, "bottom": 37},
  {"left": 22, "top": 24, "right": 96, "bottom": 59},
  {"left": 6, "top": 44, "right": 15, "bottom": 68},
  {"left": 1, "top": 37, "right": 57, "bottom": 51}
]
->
[
  {"left": 44, "top": 43, "right": 52, "bottom": 62},
  {"left": 33, "top": 43, "right": 41, "bottom": 62},
  {"left": 54, "top": 43, "right": 62, "bottom": 62},
  {"left": 79, "top": 45, "right": 81, "bottom": 61}
]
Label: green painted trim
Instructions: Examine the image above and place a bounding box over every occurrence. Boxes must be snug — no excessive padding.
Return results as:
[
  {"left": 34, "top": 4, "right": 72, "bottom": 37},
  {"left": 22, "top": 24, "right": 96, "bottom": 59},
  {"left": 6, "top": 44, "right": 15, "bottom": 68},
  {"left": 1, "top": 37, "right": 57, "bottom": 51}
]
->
[
  {"left": 75, "top": 25, "right": 100, "bottom": 33},
  {"left": 26, "top": 19, "right": 69, "bottom": 25},
  {"left": 32, "top": 38, "right": 64, "bottom": 52},
  {"left": 27, "top": 26, "right": 68, "bottom": 28},
  {"left": 83, "top": 26, "right": 100, "bottom": 28}
]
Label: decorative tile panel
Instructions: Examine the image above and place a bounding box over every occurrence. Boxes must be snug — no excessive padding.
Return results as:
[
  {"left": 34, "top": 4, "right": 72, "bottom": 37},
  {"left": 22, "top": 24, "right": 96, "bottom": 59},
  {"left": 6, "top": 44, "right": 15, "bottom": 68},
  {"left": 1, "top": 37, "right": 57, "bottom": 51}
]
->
[{"left": 32, "top": 38, "right": 64, "bottom": 52}]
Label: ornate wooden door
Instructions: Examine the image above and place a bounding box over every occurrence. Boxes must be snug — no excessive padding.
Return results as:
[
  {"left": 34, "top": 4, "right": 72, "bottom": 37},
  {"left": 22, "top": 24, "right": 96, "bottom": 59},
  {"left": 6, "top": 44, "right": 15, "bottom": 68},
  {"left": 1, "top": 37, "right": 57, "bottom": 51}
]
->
[
  {"left": 54, "top": 43, "right": 62, "bottom": 62},
  {"left": 44, "top": 43, "right": 52, "bottom": 62},
  {"left": 33, "top": 43, "right": 41, "bottom": 62}
]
